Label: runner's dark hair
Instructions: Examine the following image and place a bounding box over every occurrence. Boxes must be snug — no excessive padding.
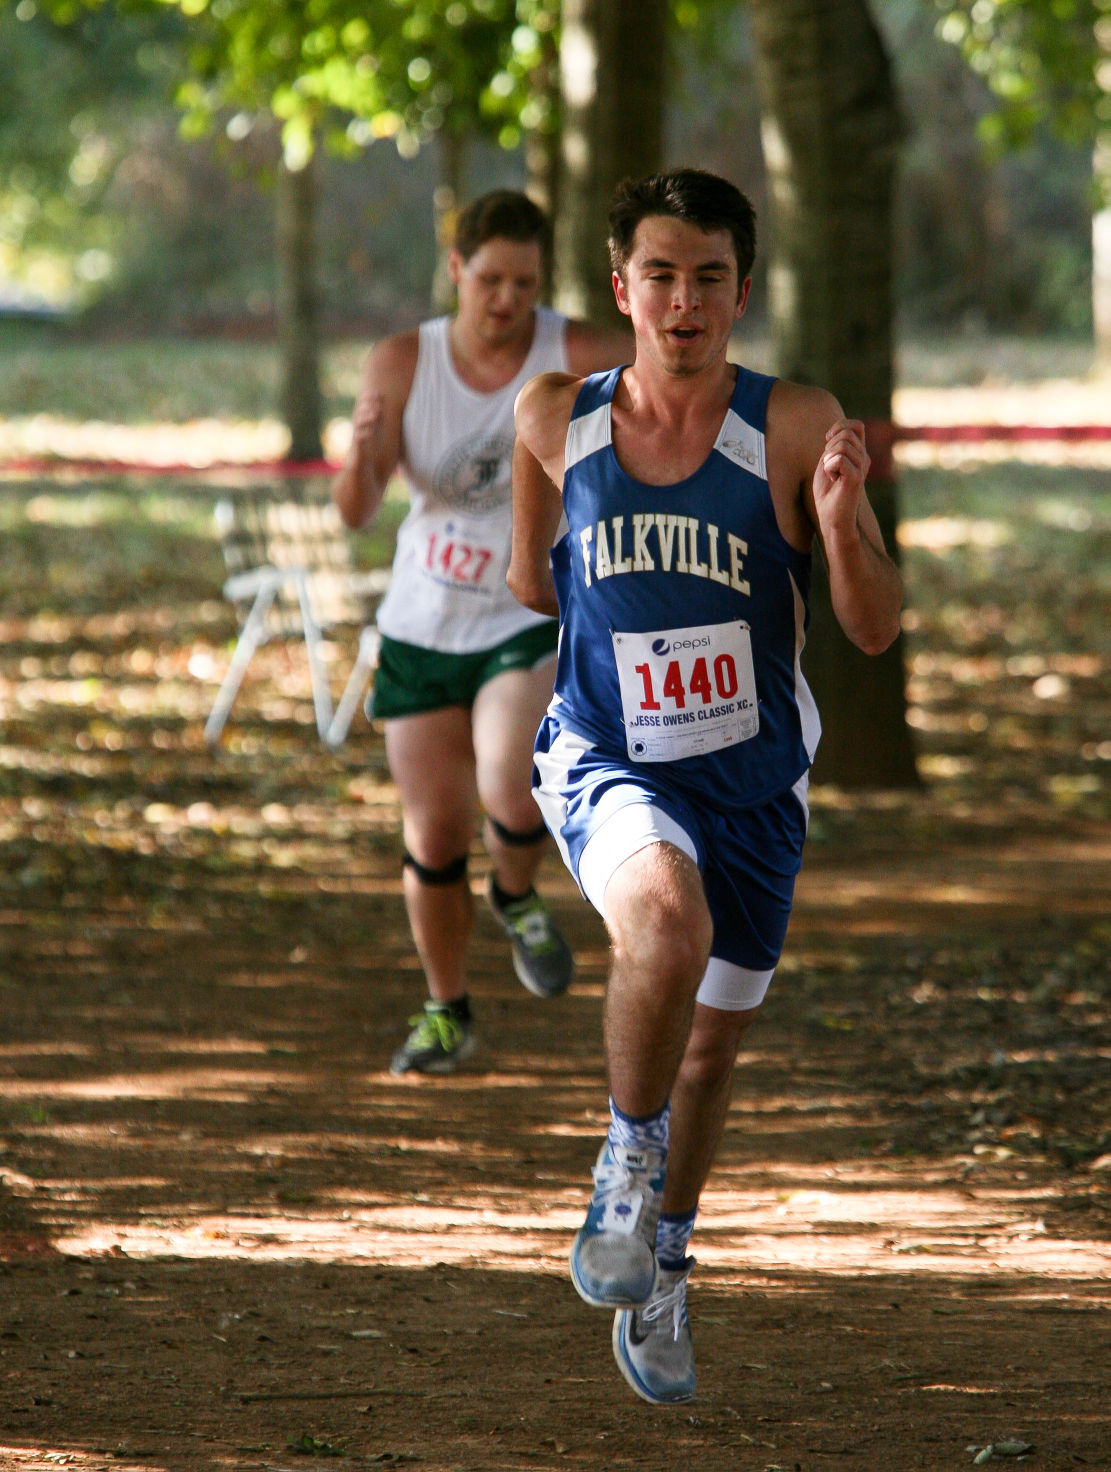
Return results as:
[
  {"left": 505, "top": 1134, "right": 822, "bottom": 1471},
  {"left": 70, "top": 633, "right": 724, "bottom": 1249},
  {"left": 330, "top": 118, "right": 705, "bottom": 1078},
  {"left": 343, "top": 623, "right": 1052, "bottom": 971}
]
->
[
  {"left": 608, "top": 169, "right": 756, "bottom": 290},
  {"left": 454, "top": 190, "right": 552, "bottom": 261}
]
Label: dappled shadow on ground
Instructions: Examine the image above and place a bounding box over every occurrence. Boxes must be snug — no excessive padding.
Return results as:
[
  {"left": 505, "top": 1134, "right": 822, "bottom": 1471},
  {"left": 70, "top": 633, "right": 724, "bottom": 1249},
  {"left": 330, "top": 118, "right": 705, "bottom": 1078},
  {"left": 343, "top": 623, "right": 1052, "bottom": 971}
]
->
[
  {"left": 1, "top": 858, "right": 1107, "bottom": 1469},
  {"left": 2, "top": 1256, "right": 1106, "bottom": 1470}
]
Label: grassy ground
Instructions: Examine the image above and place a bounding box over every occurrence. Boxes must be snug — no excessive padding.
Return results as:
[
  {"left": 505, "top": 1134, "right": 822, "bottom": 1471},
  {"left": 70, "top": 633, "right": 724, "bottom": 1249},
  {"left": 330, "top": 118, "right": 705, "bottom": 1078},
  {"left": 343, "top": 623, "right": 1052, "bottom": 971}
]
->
[
  {"left": 0, "top": 325, "right": 1101, "bottom": 424},
  {"left": 2, "top": 461, "right": 1107, "bottom": 818},
  {"left": 1, "top": 331, "right": 1107, "bottom": 822}
]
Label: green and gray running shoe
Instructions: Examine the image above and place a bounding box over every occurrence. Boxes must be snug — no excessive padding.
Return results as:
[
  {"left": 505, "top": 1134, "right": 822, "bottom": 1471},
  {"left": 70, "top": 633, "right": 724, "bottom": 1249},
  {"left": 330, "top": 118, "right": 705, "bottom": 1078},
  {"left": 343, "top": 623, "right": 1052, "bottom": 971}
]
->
[
  {"left": 390, "top": 1002, "right": 476, "bottom": 1076},
  {"left": 485, "top": 878, "right": 574, "bottom": 998}
]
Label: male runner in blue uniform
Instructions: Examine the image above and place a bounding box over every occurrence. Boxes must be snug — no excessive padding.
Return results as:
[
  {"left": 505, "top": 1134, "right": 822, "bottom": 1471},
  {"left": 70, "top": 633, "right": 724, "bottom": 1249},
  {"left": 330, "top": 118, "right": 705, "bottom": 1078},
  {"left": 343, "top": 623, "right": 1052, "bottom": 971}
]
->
[{"left": 509, "top": 170, "right": 903, "bottom": 1405}]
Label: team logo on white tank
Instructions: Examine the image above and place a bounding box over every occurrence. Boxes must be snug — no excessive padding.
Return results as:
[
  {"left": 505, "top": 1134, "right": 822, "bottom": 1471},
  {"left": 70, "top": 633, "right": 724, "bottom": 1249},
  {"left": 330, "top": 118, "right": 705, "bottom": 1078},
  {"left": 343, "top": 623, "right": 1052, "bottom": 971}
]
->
[{"left": 435, "top": 434, "right": 514, "bottom": 512}]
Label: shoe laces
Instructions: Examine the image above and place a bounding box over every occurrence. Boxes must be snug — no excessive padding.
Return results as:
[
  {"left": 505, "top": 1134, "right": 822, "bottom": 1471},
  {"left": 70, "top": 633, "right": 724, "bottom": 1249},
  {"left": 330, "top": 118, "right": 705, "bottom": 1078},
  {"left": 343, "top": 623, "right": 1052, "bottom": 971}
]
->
[
  {"left": 591, "top": 1147, "right": 660, "bottom": 1198},
  {"left": 641, "top": 1266, "right": 691, "bottom": 1341},
  {"left": 409, "top": 1007, "right": 462, "bottom": 1050},
  {"left": 504, "top": 896, "right": 557, "bottom": 952}
]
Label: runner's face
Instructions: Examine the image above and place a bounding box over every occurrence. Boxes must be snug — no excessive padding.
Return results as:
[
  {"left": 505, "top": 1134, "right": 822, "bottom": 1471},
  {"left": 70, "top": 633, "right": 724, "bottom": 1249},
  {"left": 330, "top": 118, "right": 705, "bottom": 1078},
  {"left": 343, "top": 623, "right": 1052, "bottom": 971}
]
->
[
  {"left": 613, "top": 216, "right": 749, "bottom": 375},
  {"left": 452, "top": 237, "right": 543, "bottom": 346}
]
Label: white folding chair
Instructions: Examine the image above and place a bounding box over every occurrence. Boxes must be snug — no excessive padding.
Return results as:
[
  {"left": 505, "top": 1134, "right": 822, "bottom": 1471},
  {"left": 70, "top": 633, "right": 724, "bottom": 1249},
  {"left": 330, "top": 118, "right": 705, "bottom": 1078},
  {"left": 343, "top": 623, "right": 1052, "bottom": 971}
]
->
[
  {"left": 324, "top": 623, "right": 383, "bottom": 749},
  {"left": 205, "top": 488, "right": 389, "bottom": 747}
]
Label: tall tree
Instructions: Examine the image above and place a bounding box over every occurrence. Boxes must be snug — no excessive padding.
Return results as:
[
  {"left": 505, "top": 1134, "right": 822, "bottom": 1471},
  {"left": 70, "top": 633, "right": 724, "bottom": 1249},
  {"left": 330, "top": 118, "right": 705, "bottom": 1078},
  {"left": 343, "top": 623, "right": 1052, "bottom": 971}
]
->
[
  {"left": 276, "top": 143, "right": 324, "bottom": 461},
  {"left": 934, "top": 0, "right": 1110, "bottom": 361},
  {"left": 167, "top": 0, "right": 519, "bottom": 459},
  {"left": 553, "top": 0, "right": 669, "bottom": 322},
  {"left": 38, "top": 0, "right": 531, "bottom": 458},
  {"left": 748, "top": 0, "right": 918, "bottom": 788}
]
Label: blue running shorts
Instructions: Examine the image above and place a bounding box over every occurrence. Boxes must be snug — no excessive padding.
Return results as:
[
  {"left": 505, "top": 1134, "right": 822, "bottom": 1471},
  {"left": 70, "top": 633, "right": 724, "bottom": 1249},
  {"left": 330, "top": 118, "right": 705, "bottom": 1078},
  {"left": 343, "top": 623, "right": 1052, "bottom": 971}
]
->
[{"left": 532, "top": 710, "right": 809, "bottom": 1011}]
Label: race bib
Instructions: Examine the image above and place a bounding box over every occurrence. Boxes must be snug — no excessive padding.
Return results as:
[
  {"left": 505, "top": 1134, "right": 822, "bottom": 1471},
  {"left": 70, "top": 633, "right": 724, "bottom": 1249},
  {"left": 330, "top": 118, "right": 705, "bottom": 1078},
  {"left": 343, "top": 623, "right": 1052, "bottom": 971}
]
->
[
  {"left": 611, "top": 621, "right": 759, "bottom": 762},
  {"left": 421, "top": 525, "right": 500, "bottom": 594}
]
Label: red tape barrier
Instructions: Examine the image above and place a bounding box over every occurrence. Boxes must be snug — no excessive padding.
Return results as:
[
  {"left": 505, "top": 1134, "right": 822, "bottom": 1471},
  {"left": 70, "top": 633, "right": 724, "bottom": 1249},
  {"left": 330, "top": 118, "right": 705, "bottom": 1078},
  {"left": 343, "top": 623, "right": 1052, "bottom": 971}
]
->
[
  {"left": 870, "top": 421, "right": 1111, "bottom": 479},
  {"left": 896, "top": 424, "right": 1111, "bottom": 442},
  {"left": 0, "top": 456, "right": 339, "bottom": 478},
  {"left": 1, "top": 425, "right": 1110, "bottom": 480}
]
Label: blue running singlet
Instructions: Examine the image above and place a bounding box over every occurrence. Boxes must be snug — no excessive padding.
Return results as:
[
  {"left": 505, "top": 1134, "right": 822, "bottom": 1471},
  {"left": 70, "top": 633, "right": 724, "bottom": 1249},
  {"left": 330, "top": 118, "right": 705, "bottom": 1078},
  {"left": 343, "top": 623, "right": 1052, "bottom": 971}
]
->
[{"left": 547, "top": 364, "right": 821, "bottom": 812}]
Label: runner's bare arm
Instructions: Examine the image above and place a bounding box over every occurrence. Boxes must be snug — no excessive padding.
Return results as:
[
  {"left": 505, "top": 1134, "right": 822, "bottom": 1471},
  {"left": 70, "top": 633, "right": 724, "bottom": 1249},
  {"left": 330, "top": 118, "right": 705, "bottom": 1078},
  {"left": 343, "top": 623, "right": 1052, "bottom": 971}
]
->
[
  {"left": 508, "top": 373, "right": 580, "bottom": 617},
  {"left": 331, "top": 332, "right": 418, "bottom": 530},
  {"left": 799, "top": 396, "right": 903, "bottom": 655},
  {"left": 508, "top": 438, "right": 562, "bottom": 616}
]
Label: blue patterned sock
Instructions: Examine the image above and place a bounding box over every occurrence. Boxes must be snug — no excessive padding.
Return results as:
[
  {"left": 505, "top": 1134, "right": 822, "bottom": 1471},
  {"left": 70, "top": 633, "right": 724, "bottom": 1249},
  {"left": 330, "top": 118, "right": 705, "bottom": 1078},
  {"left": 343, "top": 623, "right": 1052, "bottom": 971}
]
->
[
  {"left": 607, "top": 1096, "right": 670, "bottom": 1155},
  {"left": 655, "top": 1206, "right": 698, "bottom": 1270}
]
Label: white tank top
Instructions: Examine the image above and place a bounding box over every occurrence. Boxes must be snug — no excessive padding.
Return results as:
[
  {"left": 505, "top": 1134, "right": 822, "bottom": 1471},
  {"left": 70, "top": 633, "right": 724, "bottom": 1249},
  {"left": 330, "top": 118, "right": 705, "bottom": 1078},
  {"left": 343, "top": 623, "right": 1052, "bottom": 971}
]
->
[{"left": 376, "top": 306, "right": 569, "bottom": 652}]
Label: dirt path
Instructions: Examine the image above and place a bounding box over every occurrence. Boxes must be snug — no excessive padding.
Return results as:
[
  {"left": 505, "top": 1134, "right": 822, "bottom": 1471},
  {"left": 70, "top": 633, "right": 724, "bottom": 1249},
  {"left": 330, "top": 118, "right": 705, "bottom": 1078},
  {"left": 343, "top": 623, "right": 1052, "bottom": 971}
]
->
[
  {"left": 1, "top": 375, "right": 1108, "bottom": 1468},
  {"left": 1, "top": 772, "right": 1107, "bottom": 1471}
]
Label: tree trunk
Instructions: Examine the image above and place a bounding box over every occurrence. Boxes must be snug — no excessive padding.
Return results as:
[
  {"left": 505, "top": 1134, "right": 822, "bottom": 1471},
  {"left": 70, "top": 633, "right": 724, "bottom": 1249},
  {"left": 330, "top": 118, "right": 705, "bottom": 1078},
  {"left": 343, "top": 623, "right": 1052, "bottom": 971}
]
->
[
  {"left": 553, "top": 0, "right": 668, "bottom": 324},
  {"left": 525, "top": 26, "right": 562, "bottom": 303},
  {"left": 748, "top": 0, "right": 918, "bottom": 788},
  {"left": 430, "top": 131, "right": 466, "bottom": 314},
  {"left": 528, "top": 124, "right": 560, "bottom": 303},
  {"left": 276, "top": 149, "right": 323, "bottom": 464},
  {"left": 1094, "top": 135, "right": 1111, "bottom": 367},
  {"left": 1096, "top": 17, "right": 1111, "bottom": 367},
  {"left": 1095, "top": 204, "right": 1111, "bottom": 367}
]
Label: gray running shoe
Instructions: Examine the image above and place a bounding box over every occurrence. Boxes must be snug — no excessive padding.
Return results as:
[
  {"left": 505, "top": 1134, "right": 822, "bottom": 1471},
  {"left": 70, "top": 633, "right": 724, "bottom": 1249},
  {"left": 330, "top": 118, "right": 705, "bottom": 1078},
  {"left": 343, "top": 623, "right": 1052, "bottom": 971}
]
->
[
  {"left": 389, "top": 1002, "right": 475, "bottom": 1076},
  {"left": 485, "top": 878, "right": 574, "bottom": 998},
  {"left": 612, "top": 1257, "right": 696, "bottom": 1405},
  {"left": 570, "top": 1141, "right": 665, "bottom": 1308}
]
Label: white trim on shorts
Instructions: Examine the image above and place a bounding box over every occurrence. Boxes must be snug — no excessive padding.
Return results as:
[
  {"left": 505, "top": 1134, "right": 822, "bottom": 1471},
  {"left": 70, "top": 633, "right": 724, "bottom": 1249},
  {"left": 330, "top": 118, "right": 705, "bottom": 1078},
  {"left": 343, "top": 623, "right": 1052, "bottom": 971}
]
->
[
  {"left": 576, "top": 796, "right": 775, "bottom": 1014},
  {"left": 696, "top": 955, "right": 775, "bottom": 1012},
  {"left": 578, "top": 800, "right": 695, "bottom": 915}
]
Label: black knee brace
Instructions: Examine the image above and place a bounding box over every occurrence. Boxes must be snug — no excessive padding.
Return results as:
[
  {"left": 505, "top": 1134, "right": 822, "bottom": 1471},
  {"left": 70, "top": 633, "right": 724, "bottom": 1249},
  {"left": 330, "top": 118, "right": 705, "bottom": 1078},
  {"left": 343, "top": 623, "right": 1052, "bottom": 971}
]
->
[
  {"left": 487, "top": 816, "right": 548, "bottom": 847},
  {"left": 402, "top": 850, "right": 468, "bottom": 886}
]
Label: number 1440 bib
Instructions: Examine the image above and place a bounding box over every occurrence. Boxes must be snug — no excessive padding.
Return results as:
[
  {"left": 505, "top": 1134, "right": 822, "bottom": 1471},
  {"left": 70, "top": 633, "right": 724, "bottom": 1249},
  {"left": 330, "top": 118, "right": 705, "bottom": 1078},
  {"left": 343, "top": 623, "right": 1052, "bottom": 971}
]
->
[{"left": 611, "top": 620, "right": 760, "bottom": 762}]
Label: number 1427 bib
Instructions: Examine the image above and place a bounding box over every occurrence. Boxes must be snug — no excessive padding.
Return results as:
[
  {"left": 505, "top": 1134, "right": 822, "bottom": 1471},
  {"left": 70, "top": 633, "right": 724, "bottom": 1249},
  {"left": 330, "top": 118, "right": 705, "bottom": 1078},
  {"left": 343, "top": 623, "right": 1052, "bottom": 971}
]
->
[{"left": 611, "top": 620, "right": 760, "bottom": 763}]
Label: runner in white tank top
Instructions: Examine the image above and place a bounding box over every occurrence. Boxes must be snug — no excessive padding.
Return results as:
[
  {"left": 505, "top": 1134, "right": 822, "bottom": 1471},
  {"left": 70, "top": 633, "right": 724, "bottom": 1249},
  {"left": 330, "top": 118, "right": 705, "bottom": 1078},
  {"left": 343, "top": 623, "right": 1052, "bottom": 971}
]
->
[
  {"left": 332, "top": 191, "right": 630, "bottom": 1076},
  {"left": 375, "top": 305, "right": 567, "bottom": 653}
]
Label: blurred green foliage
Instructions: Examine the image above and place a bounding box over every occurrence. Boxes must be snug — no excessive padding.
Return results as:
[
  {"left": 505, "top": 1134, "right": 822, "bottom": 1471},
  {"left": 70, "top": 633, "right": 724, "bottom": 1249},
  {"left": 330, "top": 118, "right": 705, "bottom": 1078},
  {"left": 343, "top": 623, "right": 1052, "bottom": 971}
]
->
[
  {"left": 0, "top": 0, "right": 1097, "bottom": 337},
  {"left": 935, "top": 0, "right": 1108, "bottom": 156}
]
